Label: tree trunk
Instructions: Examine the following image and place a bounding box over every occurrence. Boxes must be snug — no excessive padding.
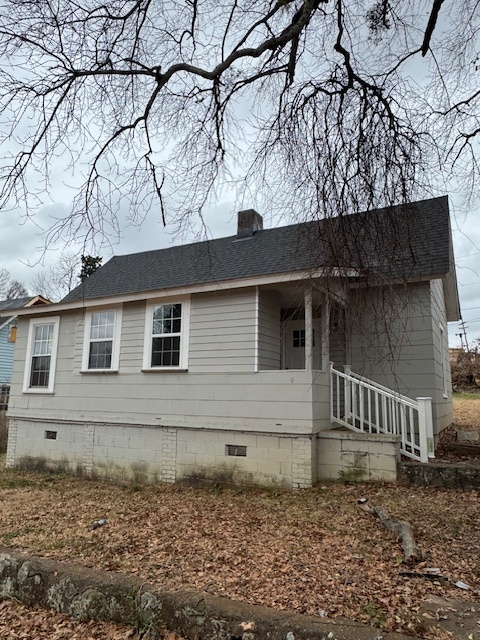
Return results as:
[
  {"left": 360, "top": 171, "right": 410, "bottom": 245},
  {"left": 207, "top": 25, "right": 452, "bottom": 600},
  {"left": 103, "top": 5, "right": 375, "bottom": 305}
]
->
[{"left": 364, "top": 505, "right": 425, "bottom": 564}]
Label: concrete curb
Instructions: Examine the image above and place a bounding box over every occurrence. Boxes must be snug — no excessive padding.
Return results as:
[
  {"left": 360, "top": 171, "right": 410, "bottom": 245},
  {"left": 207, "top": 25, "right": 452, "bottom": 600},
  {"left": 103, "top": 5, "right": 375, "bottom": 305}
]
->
[{"left": 0, "top": 548, "right": 416, "bottom": 640}]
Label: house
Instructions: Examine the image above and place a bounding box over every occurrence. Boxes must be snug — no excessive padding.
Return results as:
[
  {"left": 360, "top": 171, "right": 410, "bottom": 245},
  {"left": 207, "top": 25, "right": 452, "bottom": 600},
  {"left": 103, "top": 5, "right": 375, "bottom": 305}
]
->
[
  {"left": 5, "top": 196, "right": 460, "bottom": 488},
  {"left": 0, "top": 296, "right": 50, "bottom": 386}
]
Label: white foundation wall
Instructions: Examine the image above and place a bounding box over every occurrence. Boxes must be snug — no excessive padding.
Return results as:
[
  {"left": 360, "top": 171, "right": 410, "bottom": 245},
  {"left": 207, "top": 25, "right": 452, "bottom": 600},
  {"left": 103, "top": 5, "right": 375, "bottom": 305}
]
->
[
  {"left": 317, "top": 430, "right": 400, "bottom": 482},
  {"left": 7, "top": 418, "right": 85, "bottom": 473},
  {"left": 7, "top": 418, "right": 317, "bottom": 488},
  {"left": 176, "top": 429, "right": 316, "bottom": 488}
]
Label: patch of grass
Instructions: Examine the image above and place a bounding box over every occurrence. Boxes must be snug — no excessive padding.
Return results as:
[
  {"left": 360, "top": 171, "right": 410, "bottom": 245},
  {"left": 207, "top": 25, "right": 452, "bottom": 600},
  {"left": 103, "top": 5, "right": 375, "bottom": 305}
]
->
[
  {"left": 454, "top": 391, "right": 480, "bottom": 400},
  {"left": 359, "top": 600, "right": 387, "bottom": 626},
  {"left": 1, "top": 526, "right": 36, "bottom": 545},
  {"left": 0, "top": 476, "right": 35, "bottom": 490}
]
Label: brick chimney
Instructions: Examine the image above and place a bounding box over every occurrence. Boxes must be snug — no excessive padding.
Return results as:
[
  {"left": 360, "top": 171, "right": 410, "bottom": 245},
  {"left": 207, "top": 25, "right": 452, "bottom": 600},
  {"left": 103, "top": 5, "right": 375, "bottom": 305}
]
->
[{"left": 237, "top": 209, "right": 263, "bottom": 238}]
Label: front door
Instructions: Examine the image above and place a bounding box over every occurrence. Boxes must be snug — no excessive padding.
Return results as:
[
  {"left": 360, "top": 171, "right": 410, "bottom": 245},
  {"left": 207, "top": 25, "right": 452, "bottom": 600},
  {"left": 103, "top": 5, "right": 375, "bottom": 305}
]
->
[{"left": 282, "top": 319, "right": 322, "bottom": 369}]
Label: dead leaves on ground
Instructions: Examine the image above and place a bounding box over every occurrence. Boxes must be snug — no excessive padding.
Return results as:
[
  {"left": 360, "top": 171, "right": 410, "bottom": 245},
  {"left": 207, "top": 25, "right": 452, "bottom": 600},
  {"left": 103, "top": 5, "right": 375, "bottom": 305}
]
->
[
  {"left": 0, "top": 470, "right": 479, "bottom": 638},
  {"left": 0, "top": 599, "right": 139, "bottom": 639}
]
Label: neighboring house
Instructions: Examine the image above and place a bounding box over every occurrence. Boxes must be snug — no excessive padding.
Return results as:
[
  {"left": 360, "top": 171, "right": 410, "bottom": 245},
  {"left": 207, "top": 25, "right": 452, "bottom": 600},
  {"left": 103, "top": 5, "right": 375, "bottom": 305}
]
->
[
  {"left": 0, "top": 297, "right": 50, "bottom": 385},
  {"left": 5, "top": 197, "right": 460, "bottom": 487}
]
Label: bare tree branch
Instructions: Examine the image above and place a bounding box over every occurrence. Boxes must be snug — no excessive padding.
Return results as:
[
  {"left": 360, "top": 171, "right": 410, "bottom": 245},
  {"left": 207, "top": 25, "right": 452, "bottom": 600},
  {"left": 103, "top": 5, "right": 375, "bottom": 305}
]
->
[{"left": 0, "top": 0, "right": 476, "bottom": 248}]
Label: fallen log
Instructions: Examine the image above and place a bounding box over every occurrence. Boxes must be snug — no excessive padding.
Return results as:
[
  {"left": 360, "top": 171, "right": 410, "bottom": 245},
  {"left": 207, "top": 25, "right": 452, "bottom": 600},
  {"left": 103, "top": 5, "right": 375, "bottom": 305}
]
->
[{"left": 362, "top": 504, "right": 425, "bottom": 564}]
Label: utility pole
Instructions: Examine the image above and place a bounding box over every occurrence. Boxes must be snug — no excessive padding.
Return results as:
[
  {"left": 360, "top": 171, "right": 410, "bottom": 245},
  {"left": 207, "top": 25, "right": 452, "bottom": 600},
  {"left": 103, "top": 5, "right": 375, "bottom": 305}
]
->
[{"left": 458, "top": 319, "right": 469, "bottom": 351}]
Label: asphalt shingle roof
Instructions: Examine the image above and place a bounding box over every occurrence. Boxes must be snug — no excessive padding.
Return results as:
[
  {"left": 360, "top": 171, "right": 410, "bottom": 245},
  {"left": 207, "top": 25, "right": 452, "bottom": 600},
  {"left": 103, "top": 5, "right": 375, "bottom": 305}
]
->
[
  {"left": 63, "top": 196, "right": 453, "bottom": 303},
  {"left": 0, "top": 297, "right": 33, "bottom": 313}
]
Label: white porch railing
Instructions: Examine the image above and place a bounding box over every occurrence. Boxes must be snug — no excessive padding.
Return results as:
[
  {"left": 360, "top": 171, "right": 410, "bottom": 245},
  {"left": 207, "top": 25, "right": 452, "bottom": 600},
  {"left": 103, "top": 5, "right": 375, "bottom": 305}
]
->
[{"left": 330, "top": 364, "right": 434, "bottom": 463}]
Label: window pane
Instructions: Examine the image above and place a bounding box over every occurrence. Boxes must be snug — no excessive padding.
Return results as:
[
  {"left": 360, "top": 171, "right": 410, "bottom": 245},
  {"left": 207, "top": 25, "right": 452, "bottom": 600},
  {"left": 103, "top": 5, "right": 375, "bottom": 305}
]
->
[
  {"left": 151, "top": 336, "right": 181, "bottom": 367},
  {"left": 293, "top": 330, "right": 305, "bottom": 348},
  {"left": 33, "top": 324, "right": 54, "bottom": 356},
  {"left": 88, "top": 340, "right": 113, "bottom": 369},
  {"left": 152, "top": 304, "right": 182, "bottom": 335},
  {"left": 30, "top": 355, "right": 51, "bottom": 387},
  {"left": 153, "top": 319, "right": 173, "bottom": 335},
  {"left": 91, "top": 311, "right": 115, "bottom": 340}
]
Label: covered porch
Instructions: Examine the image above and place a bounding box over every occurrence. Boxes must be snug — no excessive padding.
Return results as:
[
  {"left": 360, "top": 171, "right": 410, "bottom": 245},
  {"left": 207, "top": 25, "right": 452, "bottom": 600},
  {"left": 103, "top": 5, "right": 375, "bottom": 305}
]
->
[{"left": 255, "top": 280, "right": 434, "bottom": 464}]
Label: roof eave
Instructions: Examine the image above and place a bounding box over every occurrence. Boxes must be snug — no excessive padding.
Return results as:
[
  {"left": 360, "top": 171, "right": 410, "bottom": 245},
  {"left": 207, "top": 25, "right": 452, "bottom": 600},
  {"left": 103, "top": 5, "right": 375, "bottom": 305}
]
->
[
  {"left": 0, "top": 315, "right": 16, "bottom": 331},
  {"left": 11, "top": 267, "right": 359, "bottom": 317}
]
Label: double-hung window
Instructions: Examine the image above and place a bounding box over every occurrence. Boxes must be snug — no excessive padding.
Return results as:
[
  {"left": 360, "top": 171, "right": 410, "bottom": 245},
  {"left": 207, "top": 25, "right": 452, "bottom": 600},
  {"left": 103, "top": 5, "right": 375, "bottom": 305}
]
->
[
  {"left": 24, "top": 316, "right": 60, "bottom": 393},
  {"left": 143, "top": 299, "right": 189, "bottom": 370},
  {"left": 82, "top": 309, "right": 122, "bottom": 372}
]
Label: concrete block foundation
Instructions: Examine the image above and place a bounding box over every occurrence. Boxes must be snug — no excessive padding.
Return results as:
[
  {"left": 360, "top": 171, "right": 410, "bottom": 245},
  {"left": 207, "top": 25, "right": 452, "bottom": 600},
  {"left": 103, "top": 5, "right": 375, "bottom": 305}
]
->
[{"left": 7, "top": 418, "right": 401, "bottom": 488}]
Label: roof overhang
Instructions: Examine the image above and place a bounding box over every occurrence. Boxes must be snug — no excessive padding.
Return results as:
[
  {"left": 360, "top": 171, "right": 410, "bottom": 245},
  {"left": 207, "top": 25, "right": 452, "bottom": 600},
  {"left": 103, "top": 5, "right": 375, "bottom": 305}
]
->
[
  {"left": 0, "top": 315, "right": 16, "bottom": 331},
  {"left": 8, "top": 268, "right": 358, "bottom": 317},
  {"left": 443, "top": 266, "right": 461, "bottom": 323}
]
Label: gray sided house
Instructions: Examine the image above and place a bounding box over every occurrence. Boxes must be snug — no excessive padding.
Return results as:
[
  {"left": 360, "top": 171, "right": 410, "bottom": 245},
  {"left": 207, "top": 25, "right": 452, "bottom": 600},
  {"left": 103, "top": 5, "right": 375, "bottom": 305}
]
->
[
  {"left": 6, "top": 197, "right": 460, "bottom": 487},
  {"left": 0, "top": 297, "right": 50, "bottom": 386}
]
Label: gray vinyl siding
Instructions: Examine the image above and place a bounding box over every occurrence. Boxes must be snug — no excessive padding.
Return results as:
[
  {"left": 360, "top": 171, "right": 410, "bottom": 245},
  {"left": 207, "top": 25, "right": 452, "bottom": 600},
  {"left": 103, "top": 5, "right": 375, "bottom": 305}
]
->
[
  {"left": 9, "top": 303, "right": 320, "bottom": 434},
  {"left": 115, "top": 302, "right": 143, "bottom": 374},
  {"left": 0, "top": 324, "right": 15, "bottom": 383},
  {"left": 329, "top": 306, "right": 346, "bottom": 369},
  {"left": 348, "top": 281, "right": 452, "bottom": 435},
  {"left": 189, "top": 289, "right": 256, "bottom": 372},
  {"left": 258, "top": 290, "right": 281, "bottom": 370}
]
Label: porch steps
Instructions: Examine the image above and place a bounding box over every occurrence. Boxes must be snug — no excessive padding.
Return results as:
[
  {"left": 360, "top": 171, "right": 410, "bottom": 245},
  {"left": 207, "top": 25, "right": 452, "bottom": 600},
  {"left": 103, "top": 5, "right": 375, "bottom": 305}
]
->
[{"left": 330, "top": 365, "right": 434, "bottom": 463}]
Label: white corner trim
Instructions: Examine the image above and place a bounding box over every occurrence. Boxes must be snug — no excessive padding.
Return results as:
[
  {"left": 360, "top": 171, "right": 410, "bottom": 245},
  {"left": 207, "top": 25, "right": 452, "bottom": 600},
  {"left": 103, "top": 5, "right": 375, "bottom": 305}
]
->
[{"left": 254, "top": 286, "right": 259, "bottom": 372}]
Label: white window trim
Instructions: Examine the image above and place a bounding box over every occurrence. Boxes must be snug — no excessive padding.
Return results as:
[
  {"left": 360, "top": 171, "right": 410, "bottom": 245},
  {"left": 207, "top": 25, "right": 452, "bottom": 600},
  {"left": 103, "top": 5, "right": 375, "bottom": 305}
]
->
[
  {"left": 23, "top": 316, "right": 60, "bottom": 394},
  {"left": 81, "top": 307, "right": 123, "bottom": 373},
  {"left": 142, "top": 297, "right": 190, "bottom": 371}
]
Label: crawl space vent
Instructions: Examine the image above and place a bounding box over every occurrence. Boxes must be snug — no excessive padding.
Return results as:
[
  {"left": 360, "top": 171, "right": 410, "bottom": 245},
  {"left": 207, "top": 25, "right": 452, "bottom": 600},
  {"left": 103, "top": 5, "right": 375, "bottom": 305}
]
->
[
  {"left": 45, "top": 430, "right": 57, "bottom": 440},
  {"left": 226, "top": 444, "right": 247, "bottom": 457}
]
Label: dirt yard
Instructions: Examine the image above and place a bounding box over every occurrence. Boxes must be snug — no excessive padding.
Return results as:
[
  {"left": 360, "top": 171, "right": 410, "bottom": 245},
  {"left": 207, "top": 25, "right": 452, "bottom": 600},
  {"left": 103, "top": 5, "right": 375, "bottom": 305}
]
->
[
  {"left": 452, "top": 392, "right": 480, "bottom": 431},
  {"left": 0, "top": 461, "right": 478, "bottom": 639}
]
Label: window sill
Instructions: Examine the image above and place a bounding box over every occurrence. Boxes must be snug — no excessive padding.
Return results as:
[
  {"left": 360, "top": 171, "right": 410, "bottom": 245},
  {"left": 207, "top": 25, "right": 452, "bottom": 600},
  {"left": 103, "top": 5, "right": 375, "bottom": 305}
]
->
[
  {"left": 80, "top": 369, "right": 119, "bottom": 374},
  {"left": 141, "top": 368, "right": 188, "bottom": 373},
  {"left": 22, "top": 389, "right": 55, "bottom": 395}
]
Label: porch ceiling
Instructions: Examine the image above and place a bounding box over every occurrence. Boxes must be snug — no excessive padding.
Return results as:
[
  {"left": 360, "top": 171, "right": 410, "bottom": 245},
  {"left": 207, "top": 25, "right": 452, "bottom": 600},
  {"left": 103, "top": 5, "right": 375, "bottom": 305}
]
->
[{"left": 263, "top": 279, "right": 347, "bottom": 309}]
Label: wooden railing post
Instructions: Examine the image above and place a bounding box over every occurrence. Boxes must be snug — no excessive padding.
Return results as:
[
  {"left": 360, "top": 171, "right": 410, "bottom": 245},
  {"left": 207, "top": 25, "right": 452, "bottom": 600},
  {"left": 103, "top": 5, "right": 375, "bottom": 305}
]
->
[
  {"left": 329, "top": 362, "right": 334, "bottom": 422},
  {"left": 343, "top": 365, "right": 351, "bottom": 423},
  {"left": 416, "top": 397, "right": 433, "bottom": 463}
]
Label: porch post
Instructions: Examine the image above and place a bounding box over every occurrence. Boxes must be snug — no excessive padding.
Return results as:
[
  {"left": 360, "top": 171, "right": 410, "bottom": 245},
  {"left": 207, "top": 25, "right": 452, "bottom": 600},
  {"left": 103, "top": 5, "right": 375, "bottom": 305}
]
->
[
  {"left": 305, "top": 286, "right": 313, "bottom": 370},
  {"left": 416, "top": 397, "right": 433, "bottom": 463},
  {"left": 321, "top": 295, "right": 330, "bottom": 370}
]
